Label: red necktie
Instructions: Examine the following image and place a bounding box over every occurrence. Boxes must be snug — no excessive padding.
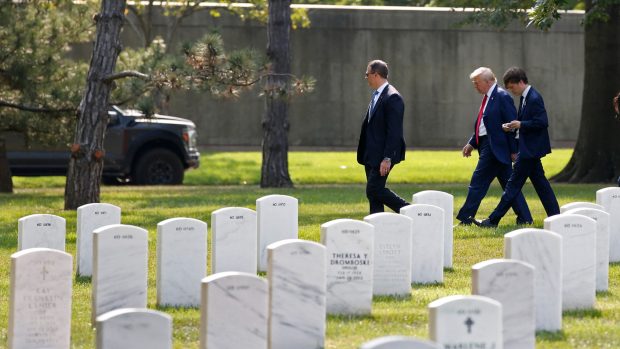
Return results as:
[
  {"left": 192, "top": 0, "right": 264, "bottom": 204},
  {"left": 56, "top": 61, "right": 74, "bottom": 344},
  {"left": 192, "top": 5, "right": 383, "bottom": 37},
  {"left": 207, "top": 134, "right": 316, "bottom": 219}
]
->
[{"left": 475, "top": 94, "right": 488, "bottom": 145}]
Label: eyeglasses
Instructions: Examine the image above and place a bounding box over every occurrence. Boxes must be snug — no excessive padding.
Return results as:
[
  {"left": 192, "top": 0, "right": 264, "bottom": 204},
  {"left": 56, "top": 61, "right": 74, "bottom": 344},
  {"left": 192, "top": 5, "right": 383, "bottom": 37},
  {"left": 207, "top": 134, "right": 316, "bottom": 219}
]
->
[{"left": 365, "top": 72, "right": 374, "bottom": 78}]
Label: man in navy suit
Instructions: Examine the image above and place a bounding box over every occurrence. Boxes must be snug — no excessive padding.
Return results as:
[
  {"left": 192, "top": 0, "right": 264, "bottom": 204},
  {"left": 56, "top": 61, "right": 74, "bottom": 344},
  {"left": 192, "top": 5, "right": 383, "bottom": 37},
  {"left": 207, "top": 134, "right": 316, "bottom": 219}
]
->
[
  {"left": 357, "top": 60, "right": 409, "bottom": 214},
  {"left": 456, "top": 67, "right": 532, "bottom": 225},
  {"left": 476, "top": 67, "right": 560, "bottom": 227}
]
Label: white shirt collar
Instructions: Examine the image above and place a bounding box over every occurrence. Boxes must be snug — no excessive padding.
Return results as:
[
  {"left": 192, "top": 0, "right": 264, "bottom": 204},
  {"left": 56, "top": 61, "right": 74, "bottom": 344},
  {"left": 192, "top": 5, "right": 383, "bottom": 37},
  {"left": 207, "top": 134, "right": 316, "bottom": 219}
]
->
[
  {"left": 522, "top": 85, "right": 532, "bottom": 100},
  {"left": 486, "top": 82, "right": 497, "bottom": 98},
  {"left": 376, "top": 81, "right": 389, "bottom": 95}
]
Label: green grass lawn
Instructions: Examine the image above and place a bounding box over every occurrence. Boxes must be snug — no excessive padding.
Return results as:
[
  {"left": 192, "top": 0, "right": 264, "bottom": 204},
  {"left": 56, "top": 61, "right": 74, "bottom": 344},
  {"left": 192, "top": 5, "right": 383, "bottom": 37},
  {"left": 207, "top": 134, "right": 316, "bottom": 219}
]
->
[{"left": 2, "top": 149, "right": 619, "bottom": 348}]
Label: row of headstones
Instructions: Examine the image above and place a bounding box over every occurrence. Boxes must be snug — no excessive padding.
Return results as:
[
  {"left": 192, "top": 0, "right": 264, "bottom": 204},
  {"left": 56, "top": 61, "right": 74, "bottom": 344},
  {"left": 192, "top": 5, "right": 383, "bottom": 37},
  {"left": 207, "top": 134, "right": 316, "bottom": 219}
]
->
[
  {"left": 16, "top": 189, "right": 457, "bottom": 271},
  {"left": 8, "top": 239, "right": 325, "bottom": 349}
]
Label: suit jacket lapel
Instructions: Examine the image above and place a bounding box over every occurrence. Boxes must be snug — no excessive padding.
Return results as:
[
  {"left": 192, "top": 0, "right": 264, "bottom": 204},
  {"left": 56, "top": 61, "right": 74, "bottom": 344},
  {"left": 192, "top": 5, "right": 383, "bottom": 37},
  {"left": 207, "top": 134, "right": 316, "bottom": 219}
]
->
[{"left": 482, "top": 85, "right": 497, "bottom": 121}]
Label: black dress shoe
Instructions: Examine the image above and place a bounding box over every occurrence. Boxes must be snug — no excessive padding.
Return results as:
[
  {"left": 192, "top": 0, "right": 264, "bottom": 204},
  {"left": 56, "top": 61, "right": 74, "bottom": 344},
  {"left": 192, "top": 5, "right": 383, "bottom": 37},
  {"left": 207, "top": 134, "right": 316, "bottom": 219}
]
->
[
  {"left": 516, "top": 219, "right": 533, "bottom": 225},
  {"left": 458, "top": 216, "right": 476, "bottom": 226},
  {"left": 474, "top": 218, "right": 498, "bottom": 228}
]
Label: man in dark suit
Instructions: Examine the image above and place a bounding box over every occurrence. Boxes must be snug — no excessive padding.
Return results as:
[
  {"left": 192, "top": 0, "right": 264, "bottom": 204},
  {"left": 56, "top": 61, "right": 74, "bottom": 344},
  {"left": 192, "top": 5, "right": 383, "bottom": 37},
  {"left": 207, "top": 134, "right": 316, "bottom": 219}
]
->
[
  {"left": 456, "top": 67, "right": 532, "bottom": 225},
  {"left": 476, "top": 67, "right": 560, "bottom": 227},
  {"left": 357, "top": 60, "right": 409, "bottom": 214}
]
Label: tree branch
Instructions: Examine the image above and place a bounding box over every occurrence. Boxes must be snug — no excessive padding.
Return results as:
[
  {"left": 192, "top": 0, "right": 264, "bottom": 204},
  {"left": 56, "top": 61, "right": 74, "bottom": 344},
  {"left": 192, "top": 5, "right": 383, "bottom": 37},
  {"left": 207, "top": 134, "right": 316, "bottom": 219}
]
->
[
  {"left": 0, "top": 100, "right": 75, "bottom": 114},
  {"left": 103, "top": 70, "right": 150, "bottom": 82}
]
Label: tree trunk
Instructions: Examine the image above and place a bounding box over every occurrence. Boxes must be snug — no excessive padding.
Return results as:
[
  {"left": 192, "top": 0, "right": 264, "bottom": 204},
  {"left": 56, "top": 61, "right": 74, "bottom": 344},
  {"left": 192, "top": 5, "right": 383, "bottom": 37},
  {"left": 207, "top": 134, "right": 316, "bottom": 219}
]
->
[
  {"left": 64, "top": 0, "right": 127, "bottom": 210},
  {"left": 261, "top": 0, "right": 293, "bottom": 188},
  {"left": 553, "top": 2, "right": 620, "bottom": 183},
  {"left": 0, "top": 138, "right": 14, "bottom": 193}
]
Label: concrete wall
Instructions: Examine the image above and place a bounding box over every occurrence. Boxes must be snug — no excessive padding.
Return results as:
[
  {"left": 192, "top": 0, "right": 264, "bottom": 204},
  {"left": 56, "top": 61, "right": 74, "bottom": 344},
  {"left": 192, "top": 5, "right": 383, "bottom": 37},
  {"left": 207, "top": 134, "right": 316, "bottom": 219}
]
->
[{"left": 128, "top": 5, "right": 584, "bottom": 148}]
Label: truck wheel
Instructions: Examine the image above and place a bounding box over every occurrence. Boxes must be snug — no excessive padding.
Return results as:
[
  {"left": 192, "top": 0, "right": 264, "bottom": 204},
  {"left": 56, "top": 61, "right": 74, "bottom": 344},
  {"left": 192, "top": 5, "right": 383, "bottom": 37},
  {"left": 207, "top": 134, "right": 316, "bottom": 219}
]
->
[{"left": 132, "top": 148, "right": 184, "bottom": 185}]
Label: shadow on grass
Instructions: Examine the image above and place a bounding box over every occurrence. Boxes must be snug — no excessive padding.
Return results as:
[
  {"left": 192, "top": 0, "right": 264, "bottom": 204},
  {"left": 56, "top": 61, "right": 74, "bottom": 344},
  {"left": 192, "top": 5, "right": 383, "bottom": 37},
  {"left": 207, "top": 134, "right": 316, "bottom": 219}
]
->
[
  {"left": 596, "top": 290, "right": 613, "bottom": 298},
  {"left": 75, "top": 275, "right": 92, "bottom": 285},
  {"left": 328, "top": 313, "right": 375, "bottom": 321},
  {"left": 536, "top": 330, "right": 566, "bottom": 341},
  {"left": 411, "top": 281, "right": 445, "bottom": 289},
  {"left": 563, "top": 308, "right": 602, "bottom": 318}
]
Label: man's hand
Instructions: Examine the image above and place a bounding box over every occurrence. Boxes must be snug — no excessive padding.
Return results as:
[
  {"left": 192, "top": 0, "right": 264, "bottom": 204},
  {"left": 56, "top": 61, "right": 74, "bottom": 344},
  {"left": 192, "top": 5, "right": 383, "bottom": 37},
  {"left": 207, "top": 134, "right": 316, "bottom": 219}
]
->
[
  {"left": 462, "top": 144, "right": 474, "bottom": 157},
  {"left": 511, "top": 153, "right": 517, "bottom": 162},
  {"left": 380, "top": 159, "right": 391, "bottom": 176},
  {"left": 502, "top": 120, "right": 521, "bottom": 132}
]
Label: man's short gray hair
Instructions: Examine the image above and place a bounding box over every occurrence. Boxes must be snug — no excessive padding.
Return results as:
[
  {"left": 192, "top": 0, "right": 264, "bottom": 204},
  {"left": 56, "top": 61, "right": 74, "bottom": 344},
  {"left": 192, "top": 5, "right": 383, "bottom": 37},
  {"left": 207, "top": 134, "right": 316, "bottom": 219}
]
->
[{"left": 470, "top": 67, "right": 496, "bottom": 82}]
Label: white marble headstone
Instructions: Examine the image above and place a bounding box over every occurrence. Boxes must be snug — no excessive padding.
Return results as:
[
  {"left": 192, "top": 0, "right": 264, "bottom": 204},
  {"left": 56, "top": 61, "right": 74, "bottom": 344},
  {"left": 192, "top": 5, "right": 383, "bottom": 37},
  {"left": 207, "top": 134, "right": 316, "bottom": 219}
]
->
[
  {"left": 429, "top": 295, "right": 502, "bottom": 349},
  {"left": 157, "top": 217, "right": 207, "bottom": 307},
  {"left": 257, "top": 195, "right": 298, "bottom": 272},
  {"left": 400, "top": 204, "right": 444, "bottom": 283},
  {"left": 360, "top": 336, "right": 439, "bottom": 349},
  {"left": 364, "top": 213, "right": 412, "bottom": 297},
  {"left": 267, "top": 239, "right": 326, "bottom": 349},
  {"left": 76, "top": 203, "right": 121, "bottom": 276},
  {"left": 321, "top": 219, "right": 374, "bottom": 314},
  {"left": 9, "top": 248, "right": 72, "bottom": 349},
  {"left": 96, "top": 308, "right": 172, "bottom": 349},
  {"left": 411, "top": 190, "right": 453, "bottom": 268},
  {"left": 211, "top": 207, "right": 257, "bottom": 274},
  {"left": 504, "top": 228, "right": 562, "bottom": 331},
  {"left": 544, "top": 214, "right": 596, "bottom": 310},
  {"left": 472, "top": 259, "right": 535, "bottom": 349},
  {"left": 564, "top": 208, "right": 610, "bottom": 291},
  {"left": 560, "top": 201, "right": 604, "bottom": 213},
  {"left": 596, "top": 187, "right": 620, "bottom": 262},
  {"left": 92, "top": 224, "right": 148, "bottom": 324},
  {"left": 201, "top": 272, "right": 268, "bottom": 349},
  {"left": 18, "top": 214, "right": 66, "bottom": 251}
]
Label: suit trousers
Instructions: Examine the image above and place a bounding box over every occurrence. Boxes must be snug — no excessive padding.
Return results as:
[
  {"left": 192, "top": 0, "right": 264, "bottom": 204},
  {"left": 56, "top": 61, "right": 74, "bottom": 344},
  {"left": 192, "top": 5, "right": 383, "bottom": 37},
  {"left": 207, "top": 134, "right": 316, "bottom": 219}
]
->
[
  {"left": 456, "top": 137, "right": 532, "bottom": 223},
  {"left": 365, "top": 165, "right": 409, "bottom": 214},
  {"left": 488, "top": 157, "right": 560, "bottom": 223}
]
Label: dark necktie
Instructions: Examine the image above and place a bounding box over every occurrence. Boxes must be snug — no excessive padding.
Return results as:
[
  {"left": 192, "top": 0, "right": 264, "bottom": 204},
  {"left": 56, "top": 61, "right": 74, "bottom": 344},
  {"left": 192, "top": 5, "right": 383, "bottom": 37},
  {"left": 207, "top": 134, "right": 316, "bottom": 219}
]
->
[
  {"left": 518, "top": 96, "right": 524, "bottom": 117},
  {"left": 368, "top": 90, "right": 379, "bottom": 122},
  {"left": 475, "top": 94, "right": 488, "bottom": 145}
]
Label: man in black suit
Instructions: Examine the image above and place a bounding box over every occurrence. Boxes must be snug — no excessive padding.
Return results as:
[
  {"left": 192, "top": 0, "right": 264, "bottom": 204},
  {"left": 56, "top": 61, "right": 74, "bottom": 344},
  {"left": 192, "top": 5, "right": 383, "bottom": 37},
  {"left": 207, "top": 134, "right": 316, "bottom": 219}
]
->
[
  {"left": 357, "top": 60, "right": 409, "bottom": 214},
  {"left": 476, "top": 67, "right": 560, "bottom": 227},
  {"left": 456, "top": 67, "right": 532, "bottom": 226}
]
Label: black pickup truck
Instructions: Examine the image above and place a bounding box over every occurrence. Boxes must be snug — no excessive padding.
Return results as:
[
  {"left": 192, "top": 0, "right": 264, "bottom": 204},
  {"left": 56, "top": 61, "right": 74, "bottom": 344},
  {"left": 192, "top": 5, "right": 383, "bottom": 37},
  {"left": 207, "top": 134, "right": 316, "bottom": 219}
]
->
[{"left": 6, "top": 106, "right": 200, "bottom": 185}]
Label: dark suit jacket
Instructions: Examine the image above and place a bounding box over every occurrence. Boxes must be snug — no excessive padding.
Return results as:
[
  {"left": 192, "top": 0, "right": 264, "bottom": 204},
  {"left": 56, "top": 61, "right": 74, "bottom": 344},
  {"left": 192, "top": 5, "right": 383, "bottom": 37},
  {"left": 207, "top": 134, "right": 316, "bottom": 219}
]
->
[
  {"left": 357, "top": 84, "right": 406, "bottom": 167},
  {"left": 517, "top": 87, "right": 552, "bottom": 159},
  {"left": 467, "top": 85, "right": 518, "bottom": 165}
]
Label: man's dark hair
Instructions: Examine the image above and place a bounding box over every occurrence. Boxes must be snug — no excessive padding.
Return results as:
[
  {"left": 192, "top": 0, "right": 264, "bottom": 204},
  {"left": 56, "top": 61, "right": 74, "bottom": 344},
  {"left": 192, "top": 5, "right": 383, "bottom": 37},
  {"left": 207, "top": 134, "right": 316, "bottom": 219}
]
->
[
  {"left": 503, "top": 67, "right": 529, "bottom": 86},
  {"left": 368, "top": 60, "right": 389, "bottom": 79}
]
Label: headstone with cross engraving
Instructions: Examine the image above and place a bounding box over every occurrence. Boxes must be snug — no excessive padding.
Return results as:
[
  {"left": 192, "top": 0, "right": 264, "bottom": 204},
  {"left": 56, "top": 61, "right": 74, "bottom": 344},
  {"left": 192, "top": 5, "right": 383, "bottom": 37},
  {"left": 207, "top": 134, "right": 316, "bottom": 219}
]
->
[
  {"left": 411, "top": 191, "right": 453, "bottom": 268},
  {"left": 321, "top": 219, "right": 374, "bottom": 314},
  {"left": 92, "top": 224, "right": 148, "bottom": 324},
  {"left": 157, "top": 217, "right": 207, "bottom": 307},
  {"left": 596, "top": 187, "right": 620, "bottom": 262},
  {"left": 267, "top": 239, "right": 326, "bottom": 349},
  {"left": 360, "top": 336, "right": 440, "bottom": 349},
  {"left": 257, "top": 195, "right": 298, "bottom": 272},
  {"left": 428, "top": 295, "right": 502, "bottom": 349},
  {"left": 211, "top": 207, "right": 257, "bottom": 274},
  {"left": 9, "top": 248, "right": 73, "bottom": 349},
  {"left": 18, "top": 214, "right": 66, "bottom": 251},
  {"left": 504, "top": 228, "right": 562, "bottom": 331},
  {"left": 400, "top": 204, "right": 444, "bottom": 283},
  {"left": 564, "top": 207, "right": 610, "bottom": 291},
  {"left": 472, "top": 259, "right": 535, "bottom": 349},
  {"left": 200, "top": 272, "right": 268, "bottom": 349},
  {"left": 96, "top": 308, "right": 172, "bottom": 349},
  {"left": 544, "top": 214, "right": 596, "bottom": 310},
  {"left": 364, "top": 213, "right": 412, "bottom": 297},
  {"left": 76, "top": 203, "right": 121, "bottom": 276}
]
